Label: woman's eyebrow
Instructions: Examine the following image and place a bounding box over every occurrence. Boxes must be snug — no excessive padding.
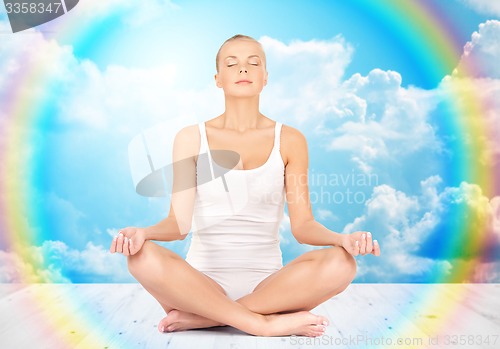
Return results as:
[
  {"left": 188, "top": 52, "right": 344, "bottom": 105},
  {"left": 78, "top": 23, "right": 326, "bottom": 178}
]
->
[{"left": 224, "top": 55, "right": 261, "bottom": 60}]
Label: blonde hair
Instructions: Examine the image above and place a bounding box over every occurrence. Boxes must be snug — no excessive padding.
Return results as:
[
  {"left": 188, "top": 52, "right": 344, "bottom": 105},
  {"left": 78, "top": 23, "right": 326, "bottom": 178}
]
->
[{"left": 215, "top": 34, "right": 266, "bottom": 72}]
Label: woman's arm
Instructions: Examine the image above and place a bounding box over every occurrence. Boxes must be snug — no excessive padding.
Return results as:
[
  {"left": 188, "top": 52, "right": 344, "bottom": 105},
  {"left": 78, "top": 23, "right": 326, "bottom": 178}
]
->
[
  {"left": 283, "top": 125, "right": 381, "bottom": 256},
  {"left": 145, "top": 124, "right": 199, "bottom": 242},
  {"left": 111, "top": 125, "right": 199, "bottom": 254},
  {"left": 143, "top": 216, "right": 189, "bottom": 241},
  {"left": 282, "top": 125, "right": 344, "bottom": 246},
  {"left": 292, "top": 219, "right": 343, "bottom": 246}
]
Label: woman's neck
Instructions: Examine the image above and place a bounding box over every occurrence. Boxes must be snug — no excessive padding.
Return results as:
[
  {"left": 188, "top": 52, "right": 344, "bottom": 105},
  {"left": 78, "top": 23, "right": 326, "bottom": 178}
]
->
[{"left": 221, "top": 96, "right": 263, "bottom": 132}]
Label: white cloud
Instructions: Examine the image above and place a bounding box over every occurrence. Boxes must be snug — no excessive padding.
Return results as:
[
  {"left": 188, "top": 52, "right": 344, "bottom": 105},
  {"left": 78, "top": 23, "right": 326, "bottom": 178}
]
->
[
  {"left": 106, "top": 228, "right": 119, "bottom": 238},
  {"left": 461, "top": 0, "right": 500, "bottom": 17},
  {"left": 260, "top": 20, "right": 500, "bottom": 179},
  {"left": 434, "top": 18, "right": 500, "bottom": 209},
  {"left": 0, "top": 18, "right": 222, "bottom": 135},
  {"left": 0, "top": 241, "right": 134, "bottom": 283},
  {"left": 0, "top": 21, "right": 77, "bottom": 99},
  {"left": 265, "top": 55, "right": 444, "bottom": 174},
  {"left": 260, "top": 35, "right": 354, "bottom": 125},
  {"left": 316, "top": 208, "right": 338, "bottom": 222},
  {"left": 388, "top": 253, "right": 453, "bottom": 278},
  {"left": 343, "top": 179, "right": 433, "bottom": 251},
  {"left": 323, "top": 70, "right": 440, "bottom": 173},
  {"left": 256, "top": 36, "right": 442, "bottom": 174},
  {"left": 59, "top": 61, "right": 180, "bottom": 130},
  {"left": 454, "top": 20, "right": 500, "bottom": 79},
  {"left": 343, "top": 177, "right": 500, "bottom": 282},
  {"left": 0, "top": 248, "right": 70, "bottom": 283},
  {"left": 467, "top": 259, "right": 500, "bottom": 282},
  {"left": 439, "top": 182, "right": 500, "bottom": 248}
]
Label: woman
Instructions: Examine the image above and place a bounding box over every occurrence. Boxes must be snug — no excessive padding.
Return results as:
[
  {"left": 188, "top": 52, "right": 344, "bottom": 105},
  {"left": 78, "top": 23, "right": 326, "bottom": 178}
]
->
[{"left": 110, "top": 34, "right": 381, "bottom": 337}]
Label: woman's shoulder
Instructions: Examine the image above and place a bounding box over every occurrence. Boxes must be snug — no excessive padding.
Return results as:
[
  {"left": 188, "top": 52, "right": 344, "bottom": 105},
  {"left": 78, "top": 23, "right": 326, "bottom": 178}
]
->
[
  {"left": 173, "top": 123, "right": 202, "bottom": 158},
  {"left": 281, "top": 124, "right": 308, "bottom": 149},
  {"left": 174, "top": 123, "right": 201, "bottom": 143},
  {"left": 176, "top": 122, "right": 200, "bottom": 136},
  {"left": 280, "top": 124, "right": 308, "bottom": 167}
]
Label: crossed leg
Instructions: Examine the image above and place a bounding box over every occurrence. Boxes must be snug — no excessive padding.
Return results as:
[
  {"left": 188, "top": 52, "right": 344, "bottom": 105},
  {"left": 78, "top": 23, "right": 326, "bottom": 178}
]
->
[
  {"left": 159, "top": 245, "right": 356, "bottom": 332},
  {"left": 128, "top": 241, "right": 356, "bottom": 337}
]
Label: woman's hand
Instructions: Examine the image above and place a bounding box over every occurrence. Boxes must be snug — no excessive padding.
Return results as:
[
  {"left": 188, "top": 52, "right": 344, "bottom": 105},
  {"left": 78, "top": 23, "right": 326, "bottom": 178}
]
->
[
  {"left": 109, "top": 227, "right": 147, "bottom": 256},
  {"left": 341, "top": 231, "right": 381, "bottom": 257}
]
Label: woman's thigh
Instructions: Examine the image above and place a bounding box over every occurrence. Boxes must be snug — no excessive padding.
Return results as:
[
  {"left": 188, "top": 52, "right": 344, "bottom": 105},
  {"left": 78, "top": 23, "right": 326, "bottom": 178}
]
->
[
  {"left": 253, "top": 246, "right": 344, "bottom": 292},
  {"left": 128, "top": 240, "right": 227, "bottom": 296},
  {"left": 236, "top": 246, "right": 355, "bottom": 313}
]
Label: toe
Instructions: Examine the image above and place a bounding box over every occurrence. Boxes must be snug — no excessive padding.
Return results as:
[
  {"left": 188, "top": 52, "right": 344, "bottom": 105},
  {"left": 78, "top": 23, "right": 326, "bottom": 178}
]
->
[
  {"left": 158, "top": 318, "right": 168, "bottom": 333},
  {"left": 311, "top": 324, "right": 326, "bottom": 336},
  {"left": 312, "top": 315, "right": 329, "bottom": 326},
  {"left": 319, "top": 316, "right": 329, "bottom": 326},
  {"left": 307, "top": 327, "right": 324, "bottom": 337},
  {"left": 158, "top": 310, "right": 180, "bottom": 332}
]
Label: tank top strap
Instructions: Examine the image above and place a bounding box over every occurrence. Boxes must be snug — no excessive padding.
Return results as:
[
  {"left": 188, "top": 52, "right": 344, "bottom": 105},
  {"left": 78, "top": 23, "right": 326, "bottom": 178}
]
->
[
  {"left": 198, "top": 122, "right": 208, "bottom": 152},
  {"left": 274, "top": 122, "right": 283, "bottom": 151},
  {"left": 198, "top": 122, "right": 215, "bottom": 178}
]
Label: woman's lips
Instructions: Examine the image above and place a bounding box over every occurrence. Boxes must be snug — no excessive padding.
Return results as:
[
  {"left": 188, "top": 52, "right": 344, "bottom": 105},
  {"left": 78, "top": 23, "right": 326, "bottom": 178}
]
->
[{"left": 235, "top": 80, "right": 252, "bottom": 84}]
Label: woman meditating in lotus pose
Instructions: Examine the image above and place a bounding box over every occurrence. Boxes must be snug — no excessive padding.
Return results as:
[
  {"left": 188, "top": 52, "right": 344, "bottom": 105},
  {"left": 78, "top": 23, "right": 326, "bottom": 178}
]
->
[{"left": 110, "top": 34, "right": 381, "bottom": 337}]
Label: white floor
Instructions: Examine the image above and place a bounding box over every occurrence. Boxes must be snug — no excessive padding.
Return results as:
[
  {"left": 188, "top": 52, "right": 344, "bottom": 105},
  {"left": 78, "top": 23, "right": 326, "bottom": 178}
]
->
[{"left": 1, "top": 283, "right": 499, "bottom": 348}]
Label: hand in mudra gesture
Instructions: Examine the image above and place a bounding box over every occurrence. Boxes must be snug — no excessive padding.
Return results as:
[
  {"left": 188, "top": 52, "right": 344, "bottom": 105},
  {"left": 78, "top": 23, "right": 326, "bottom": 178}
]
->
[
  {"left": 109, "top": 227, "right": 147, "bottom": 256},
  {"left": 341, "top": 231, "right": 381, "bottom": 257}
]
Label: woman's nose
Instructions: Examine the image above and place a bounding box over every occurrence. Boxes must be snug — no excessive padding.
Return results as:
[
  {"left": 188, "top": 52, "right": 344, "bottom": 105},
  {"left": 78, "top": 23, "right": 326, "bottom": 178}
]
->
[{"left": 239, "top": 67, "right": 247, "bottom": 73}]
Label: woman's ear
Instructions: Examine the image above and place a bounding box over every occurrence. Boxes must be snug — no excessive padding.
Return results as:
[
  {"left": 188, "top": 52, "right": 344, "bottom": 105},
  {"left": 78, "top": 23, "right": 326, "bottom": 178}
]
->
[
  {"left": 264, "top": 71, "right": 269, "bottom": 86},
  {"left": 215, "top": 73, "right": 222, "bottom": 88}
]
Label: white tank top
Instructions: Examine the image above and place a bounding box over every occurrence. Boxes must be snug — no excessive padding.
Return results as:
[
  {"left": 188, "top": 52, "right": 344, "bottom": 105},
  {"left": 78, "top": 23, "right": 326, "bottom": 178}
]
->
[{"left": 185, "top": 121, "right": 285, "bottom": 271}]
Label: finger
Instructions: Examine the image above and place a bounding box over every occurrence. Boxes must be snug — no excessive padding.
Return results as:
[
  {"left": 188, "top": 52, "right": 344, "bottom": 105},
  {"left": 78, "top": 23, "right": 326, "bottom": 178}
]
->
[
  {"left": 366, "top": 232, "right": 373, "bottom": 254},
  {"left": 353, "top": 240, "right": 360, "bottom": 256},
  {"left": 129, "top": 238, "right": 134, "bottom": 255},
  {"left": 360, "top": 233, "right": 367, "bottom": 255},
  {"left": 109, "top": 235, "right": 118, "bottom": 253},
  {"left": 373, "top": 240, "right": 381, "bottom": 256},
  {"left": 123, "top": 236, "right": 130, "bottom": 256},
  {"left": 127, "top": 237, "right": 132, "bottom": 256},
  {"left": 116, "top": 233, "right": 124, "bottom": 253}
]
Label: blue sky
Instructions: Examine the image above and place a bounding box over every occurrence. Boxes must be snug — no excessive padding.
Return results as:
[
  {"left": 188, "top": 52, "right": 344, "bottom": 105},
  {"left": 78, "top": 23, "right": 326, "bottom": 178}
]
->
[{"left": 0, "top": 0, "right": 499, "bottom": 283}]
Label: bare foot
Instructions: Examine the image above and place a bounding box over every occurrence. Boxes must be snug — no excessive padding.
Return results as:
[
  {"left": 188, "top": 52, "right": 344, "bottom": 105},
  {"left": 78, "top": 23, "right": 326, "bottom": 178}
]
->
[
  {"left": 158, "top": 309, "right": 226, "bottom": 332},
  {"left": 263, "top": 311, "right": 329, "bottom": 337}
]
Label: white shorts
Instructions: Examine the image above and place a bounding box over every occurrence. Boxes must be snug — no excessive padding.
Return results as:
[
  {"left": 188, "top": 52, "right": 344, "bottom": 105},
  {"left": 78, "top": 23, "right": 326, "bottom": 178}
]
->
[{"left": 198, "top": 268, "right": 279, "bottom": 301}]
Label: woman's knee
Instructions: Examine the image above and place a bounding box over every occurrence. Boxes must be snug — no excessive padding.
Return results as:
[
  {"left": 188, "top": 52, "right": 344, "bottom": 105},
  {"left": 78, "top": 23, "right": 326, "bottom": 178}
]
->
[
  {"left": 127, "top": 240, "right": 151, "bottom": 274},
  {"left": 127, "top": 240, "right": 174, "bottom": 275},
  {"left": 318, "top": 246, "right": 357, "bottom": 289}
]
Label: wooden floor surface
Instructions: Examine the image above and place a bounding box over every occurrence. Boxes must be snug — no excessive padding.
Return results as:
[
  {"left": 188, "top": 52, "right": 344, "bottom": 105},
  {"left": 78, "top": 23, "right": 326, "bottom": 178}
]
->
[{"left": 1, "top": 283, "right": 499, "bottom": 349}]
